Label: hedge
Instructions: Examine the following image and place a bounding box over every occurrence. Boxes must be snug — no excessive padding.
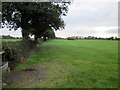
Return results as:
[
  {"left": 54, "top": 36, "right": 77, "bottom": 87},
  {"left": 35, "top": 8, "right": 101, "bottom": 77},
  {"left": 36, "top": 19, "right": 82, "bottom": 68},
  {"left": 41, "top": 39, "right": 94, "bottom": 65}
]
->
[{"left": 2, "top": 39, "right": 36, "bottom": 69}]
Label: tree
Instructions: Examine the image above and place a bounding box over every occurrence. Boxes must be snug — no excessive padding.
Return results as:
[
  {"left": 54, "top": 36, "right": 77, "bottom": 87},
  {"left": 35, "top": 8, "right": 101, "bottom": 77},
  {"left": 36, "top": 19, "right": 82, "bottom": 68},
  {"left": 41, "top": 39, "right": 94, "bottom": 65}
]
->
[
  {"left": 42, "top": 29, "right": 55, "bottom": 41},
  {"left": 108, "top": 37, "right": 114, "bottom": 40},
  {"left": 2, "top": 2, "right": 70, "bottom": 41}
]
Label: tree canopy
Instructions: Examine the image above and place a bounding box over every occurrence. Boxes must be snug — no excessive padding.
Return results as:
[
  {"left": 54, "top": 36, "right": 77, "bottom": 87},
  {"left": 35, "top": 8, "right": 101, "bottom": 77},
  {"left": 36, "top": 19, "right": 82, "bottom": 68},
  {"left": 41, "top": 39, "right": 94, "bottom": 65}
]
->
[
  {"left": 42, "top": 29, "right": 56, "bottom": 41},
  {"left": 2, "top": 2, "right": 70, "bottom": 41}
]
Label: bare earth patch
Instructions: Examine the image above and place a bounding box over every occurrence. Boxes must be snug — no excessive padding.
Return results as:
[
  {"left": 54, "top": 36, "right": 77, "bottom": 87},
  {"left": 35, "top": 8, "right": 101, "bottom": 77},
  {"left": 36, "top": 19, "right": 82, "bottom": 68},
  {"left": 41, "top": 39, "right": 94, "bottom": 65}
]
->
[{"left": 3, "top": 64, "right": 47, "bottom": 88}]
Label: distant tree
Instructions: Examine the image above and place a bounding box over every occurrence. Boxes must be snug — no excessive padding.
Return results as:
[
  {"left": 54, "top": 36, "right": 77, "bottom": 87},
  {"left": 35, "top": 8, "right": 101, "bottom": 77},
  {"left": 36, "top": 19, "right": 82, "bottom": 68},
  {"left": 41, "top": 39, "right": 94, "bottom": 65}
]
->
[
  {"left": 94, "top": 37, "right": 97, "bottom": 39},
  {"left": 76, "top": 36, "right": 79, "bottom": 39},
  {"left": 42, "top": 29, "right": 56, "bottom": 41},
  {"left": 2, "top": 35, "right": 16, "bottom": 39},
  {"left": 87, "top": 36, "right": 92, "bottom": 39},
  {"left": 16, "top": 37, "right": 19, "bottom": 39},
  {"left": 115, "top": 37, "right": 119, "bottom": 40},
  {"left": 108, "top": 37, "right": 114, "bottom": 40},
  {"left": 75, "top": 36, "right": 83, "bottom": 39},
  {"left": 84, "top": 37, "right": 87, "bottom": 39},
  {"left": 91, "top": 36, "right": 95, "bottom": 39},
  {"left": 67, "top": 36, "right": 76, "bottom": 40}
]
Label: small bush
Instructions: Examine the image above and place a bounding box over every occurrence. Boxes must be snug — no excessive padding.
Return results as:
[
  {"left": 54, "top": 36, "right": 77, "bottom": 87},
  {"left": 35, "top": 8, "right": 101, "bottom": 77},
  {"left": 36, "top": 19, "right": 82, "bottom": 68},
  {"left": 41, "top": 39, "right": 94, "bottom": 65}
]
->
[{"left": 2, "top": 39, "right": 36, "bottom": 69}]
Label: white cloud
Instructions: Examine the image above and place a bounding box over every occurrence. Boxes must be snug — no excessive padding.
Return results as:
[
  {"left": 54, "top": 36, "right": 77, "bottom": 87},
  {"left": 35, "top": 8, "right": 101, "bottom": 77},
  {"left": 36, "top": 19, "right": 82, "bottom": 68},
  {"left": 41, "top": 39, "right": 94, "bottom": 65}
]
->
[
  {"left": 55, "top": 25, "right": 118, "bottom": 38},
  {"left": 55, "top": 1, "right": 118, "bottom": 38},
  {"left": 72, "top": 0, "right": 119, "bottom": 2},
  {"left": 65, "top": 2, "right": 118, "bottom": 26},
  {"left": 1, "top": 27, "right": 22, "bottom": 37}
]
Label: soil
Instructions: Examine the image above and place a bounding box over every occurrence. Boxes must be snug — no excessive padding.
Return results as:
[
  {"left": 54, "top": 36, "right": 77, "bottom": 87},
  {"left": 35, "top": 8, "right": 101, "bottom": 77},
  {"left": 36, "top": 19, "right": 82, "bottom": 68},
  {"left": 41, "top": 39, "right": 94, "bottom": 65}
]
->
[{"left": 2, "top": 64, "right": 47, "bottom": 88}]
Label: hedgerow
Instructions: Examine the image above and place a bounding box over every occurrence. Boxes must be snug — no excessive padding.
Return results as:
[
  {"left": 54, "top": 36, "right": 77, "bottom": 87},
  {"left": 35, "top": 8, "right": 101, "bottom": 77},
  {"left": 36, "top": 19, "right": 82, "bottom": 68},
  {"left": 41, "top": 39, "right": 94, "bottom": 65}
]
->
[{"left": 2, "top": 39, "right": 36, "bottom": 69}]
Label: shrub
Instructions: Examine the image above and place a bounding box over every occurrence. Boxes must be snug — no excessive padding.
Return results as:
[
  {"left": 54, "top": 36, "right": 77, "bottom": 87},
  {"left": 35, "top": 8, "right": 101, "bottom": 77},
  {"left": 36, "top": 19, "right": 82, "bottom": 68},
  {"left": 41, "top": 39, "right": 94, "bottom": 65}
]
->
[{"left": 2, "top": 39, "right": 36, "bottom": 69}]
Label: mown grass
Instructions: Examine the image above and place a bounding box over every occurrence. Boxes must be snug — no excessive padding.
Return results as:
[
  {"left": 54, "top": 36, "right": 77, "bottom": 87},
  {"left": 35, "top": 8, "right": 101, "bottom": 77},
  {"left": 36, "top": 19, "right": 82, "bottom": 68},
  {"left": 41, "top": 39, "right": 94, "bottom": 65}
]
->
[{"left": 15, "top": 40, "right": 118, "bottom": 88}]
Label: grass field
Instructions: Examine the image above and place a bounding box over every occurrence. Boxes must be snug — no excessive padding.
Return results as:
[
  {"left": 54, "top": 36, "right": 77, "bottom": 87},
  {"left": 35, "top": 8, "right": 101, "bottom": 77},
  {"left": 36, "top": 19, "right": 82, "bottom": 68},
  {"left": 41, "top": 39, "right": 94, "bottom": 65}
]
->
[
  {"left": 6, "top": 40, "right": 118, "bottom": 88},
  {"left": 2, "top": 39, "right": 22, "bottom": 41}
]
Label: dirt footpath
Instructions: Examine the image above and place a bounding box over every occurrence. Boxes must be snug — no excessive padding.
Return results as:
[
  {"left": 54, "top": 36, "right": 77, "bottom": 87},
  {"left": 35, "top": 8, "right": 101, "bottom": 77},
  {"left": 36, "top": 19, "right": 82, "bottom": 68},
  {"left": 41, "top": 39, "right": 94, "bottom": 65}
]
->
[{"left": 3, "top": 64, "right": 47, "bottom": 88}]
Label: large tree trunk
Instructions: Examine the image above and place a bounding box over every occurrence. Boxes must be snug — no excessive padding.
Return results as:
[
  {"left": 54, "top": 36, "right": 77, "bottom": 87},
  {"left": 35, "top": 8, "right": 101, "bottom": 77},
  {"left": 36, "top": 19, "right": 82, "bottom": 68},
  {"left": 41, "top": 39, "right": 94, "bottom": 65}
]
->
[
  {"left": 34, "top": 35, "right": 38, "bottom": 43},
  {"left": 21, "top": 29, "right": 29, "bottom": 40},
  {"left": 21, "top": 14, "right": 30, "bottom": 41},
  {"left": 43, "top": 36, "right": 47, "bottom": 41}
]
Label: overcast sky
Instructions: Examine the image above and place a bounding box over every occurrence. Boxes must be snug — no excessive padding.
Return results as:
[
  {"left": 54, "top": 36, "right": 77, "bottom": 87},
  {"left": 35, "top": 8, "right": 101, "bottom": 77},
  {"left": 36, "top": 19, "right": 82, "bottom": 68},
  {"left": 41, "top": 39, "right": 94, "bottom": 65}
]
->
[
  {"left": 1, "top": 0, "right": 119, "bottom": 38},
  {"left": 55, "top": 0, "right": 119, "bottom": 38}
]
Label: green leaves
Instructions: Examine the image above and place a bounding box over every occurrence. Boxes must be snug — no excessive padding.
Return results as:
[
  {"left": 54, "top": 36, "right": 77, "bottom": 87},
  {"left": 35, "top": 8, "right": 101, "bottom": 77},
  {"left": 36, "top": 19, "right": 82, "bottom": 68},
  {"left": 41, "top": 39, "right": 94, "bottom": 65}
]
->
[
  {"left": 2, "top": 2, "right": 70, "bottom": 40},
  {"left": 2, "top": 40, "right": 36, "bottom": 69}
]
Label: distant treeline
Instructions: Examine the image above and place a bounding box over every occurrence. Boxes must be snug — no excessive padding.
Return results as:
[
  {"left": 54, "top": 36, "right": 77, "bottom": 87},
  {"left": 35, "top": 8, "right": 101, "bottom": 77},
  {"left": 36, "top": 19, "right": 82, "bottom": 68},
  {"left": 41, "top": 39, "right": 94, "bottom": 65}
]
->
[
  {"left": 82, "top": 36, "right": 120, "bottom": 40},
  {"left": 2, "top": 35, "right": 22, "bottom": 39},
  {"left": 56, "top": 36, "right": 120, "bottom": 40}
]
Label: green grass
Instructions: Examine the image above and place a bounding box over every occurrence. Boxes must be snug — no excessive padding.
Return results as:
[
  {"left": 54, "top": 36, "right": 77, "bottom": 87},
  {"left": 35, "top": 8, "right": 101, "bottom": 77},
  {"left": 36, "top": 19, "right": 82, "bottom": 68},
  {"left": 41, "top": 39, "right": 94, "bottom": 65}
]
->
[
  {"left": 15, "top": 40, "right": 118, "bottom": 88},
  {"left": 2, "top": 39, "right": 22, "bottom": 42}
]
